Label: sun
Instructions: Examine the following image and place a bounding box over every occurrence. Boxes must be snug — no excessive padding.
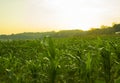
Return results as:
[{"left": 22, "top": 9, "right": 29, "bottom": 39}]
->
[{"left": 42, "top": 0, "right": 102, "bottom": 31}]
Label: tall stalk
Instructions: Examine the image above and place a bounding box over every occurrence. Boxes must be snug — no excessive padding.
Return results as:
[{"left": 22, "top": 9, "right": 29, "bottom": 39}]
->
[
  {"left": 45, "top": 37, "right": 58, "bottom": 83},
  {"left": 100, "top": 48, "right": 114, "bottom": 83},
  {"left": 85, "top": 52, "right": 93, "bottom": 83}
]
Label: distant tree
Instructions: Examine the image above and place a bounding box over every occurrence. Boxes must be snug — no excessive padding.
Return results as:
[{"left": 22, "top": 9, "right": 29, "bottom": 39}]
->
[
  {"left": 100, "top": 25, "right": 108, "bottom": 29},
  {"left": 113, "top": 24, "right": 120, "bottom": 32}
]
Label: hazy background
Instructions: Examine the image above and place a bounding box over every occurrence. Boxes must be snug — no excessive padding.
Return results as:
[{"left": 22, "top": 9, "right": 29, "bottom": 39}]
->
[{"left": 0, "top": 0, "right": 120, "bottom": 34}]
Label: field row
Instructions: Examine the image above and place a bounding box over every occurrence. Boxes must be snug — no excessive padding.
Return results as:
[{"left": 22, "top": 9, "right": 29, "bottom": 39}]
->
[{"left": 0, "top": 36, "right": 120, "bottom": 83}]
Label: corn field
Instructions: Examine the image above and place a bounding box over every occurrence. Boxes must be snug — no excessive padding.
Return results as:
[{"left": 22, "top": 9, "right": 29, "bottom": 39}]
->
[{"left": 0, "top": 36, "right": 120, "bottom": 83}]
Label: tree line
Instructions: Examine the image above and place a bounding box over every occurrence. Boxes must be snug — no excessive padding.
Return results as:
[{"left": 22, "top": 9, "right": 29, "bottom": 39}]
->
[{"left": 0, "top": 23, "right": 120, "bottom": 39}]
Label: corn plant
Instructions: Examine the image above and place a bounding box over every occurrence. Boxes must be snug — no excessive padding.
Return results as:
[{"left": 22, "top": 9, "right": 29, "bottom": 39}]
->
[
  {"left": 42, "top": 37, "right": 60, "bottom": 83},
  {"left": 0, "top": 36, "right": 120, "bottom": 83}
]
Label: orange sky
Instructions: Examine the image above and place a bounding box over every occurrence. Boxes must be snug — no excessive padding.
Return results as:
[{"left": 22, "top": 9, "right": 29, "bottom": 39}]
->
[{"left": 0, "top": 0, "right": 120, "bottom": 34}]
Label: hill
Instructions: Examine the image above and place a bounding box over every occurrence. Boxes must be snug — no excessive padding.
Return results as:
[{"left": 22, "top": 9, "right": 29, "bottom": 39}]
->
[{"left": 0, "top": 23, "right": 120, "bottom": 40}]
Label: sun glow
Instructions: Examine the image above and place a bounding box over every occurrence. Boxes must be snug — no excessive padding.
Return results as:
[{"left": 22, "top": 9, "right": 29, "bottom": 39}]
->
[
  {"left": 25, "top": 0, "right": 104, "bottom": 30},
  {"left": 0, "top": 0, "right": 120, "bottom": 34}
]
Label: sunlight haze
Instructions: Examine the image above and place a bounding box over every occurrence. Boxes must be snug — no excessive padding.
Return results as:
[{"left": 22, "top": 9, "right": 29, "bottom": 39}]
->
[{"left": 0, "top": 0, "right": 120, "bottom": 34}]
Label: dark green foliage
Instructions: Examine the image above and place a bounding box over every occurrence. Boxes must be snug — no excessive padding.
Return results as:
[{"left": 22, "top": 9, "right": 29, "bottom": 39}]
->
[{"left": 0, "top": 36, "right": 120, "bottom": 83}]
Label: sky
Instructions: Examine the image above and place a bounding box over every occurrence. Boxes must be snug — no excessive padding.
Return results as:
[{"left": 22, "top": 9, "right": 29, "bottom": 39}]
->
[{"left": 0, "top": 0, "right": 120, "bottom": 34}]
